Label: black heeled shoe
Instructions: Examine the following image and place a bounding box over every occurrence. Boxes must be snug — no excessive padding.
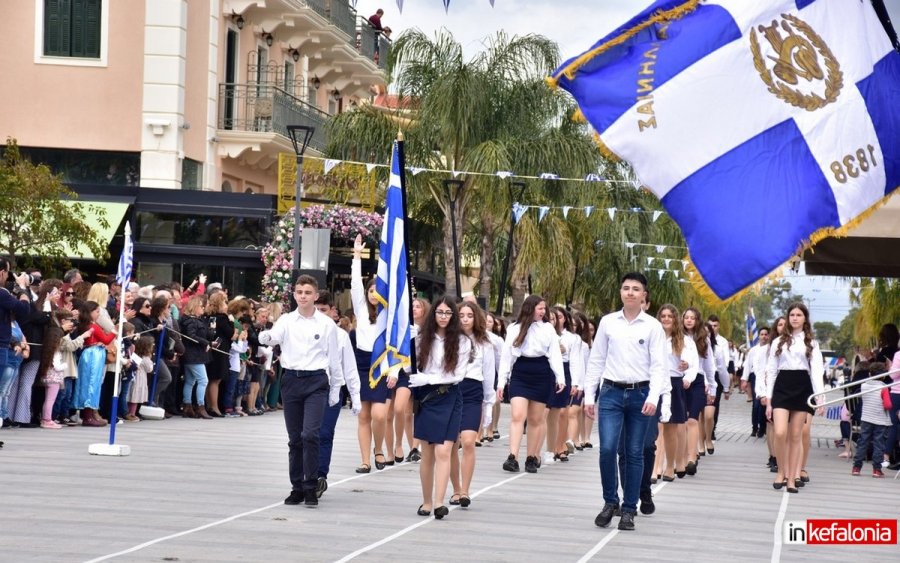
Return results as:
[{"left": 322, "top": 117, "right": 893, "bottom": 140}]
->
[
  {"left": 374, "top": 452, "right": 387, "bottom": 470},
  {"left": 800, "top": 470, "right": 810, "bottom": 483},
  {"left": 676, "top": 469, "right": 686, "bottom": 479},
  {"left": 773, "top": 479, "right": 787, "bottom": 490},
  {"left": 685, "top": 461, "right": 697, "bottom": 476},
  {"left": 459, "top": 495, "right": 471, "bottom": 508},
  {"left": 786, "top": 486, "right": 799, "bottom": 494},
  {"left": 662, "top": 474, "right": 676, "bottom": 482},
  {"left": 434, "top": 506, "right": 449, "bottom": 519},
  {"left": 795, "top": 478, "right": 804, "bottom": 488},
  {"left": 417, "top": 505, "right": 431, "bottom": 516}
]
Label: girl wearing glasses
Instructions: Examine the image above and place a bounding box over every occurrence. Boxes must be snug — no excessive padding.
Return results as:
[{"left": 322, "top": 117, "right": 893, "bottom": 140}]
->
[{"left": 410, "top": 296, "right": 470, "bottom": 519}]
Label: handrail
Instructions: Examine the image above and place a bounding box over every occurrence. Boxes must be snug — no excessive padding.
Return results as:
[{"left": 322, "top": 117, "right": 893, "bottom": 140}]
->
[{"left": 807, "top": 367, "right": 900, "bottom": 408}]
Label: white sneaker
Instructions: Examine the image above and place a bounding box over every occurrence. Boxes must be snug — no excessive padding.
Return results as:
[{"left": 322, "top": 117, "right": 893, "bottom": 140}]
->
[
  {"left": 542, "top": 451, "right": 556, "bottom": 465},
  {"left": 882, "top": 460, "right": 891, "bottom": 468}
]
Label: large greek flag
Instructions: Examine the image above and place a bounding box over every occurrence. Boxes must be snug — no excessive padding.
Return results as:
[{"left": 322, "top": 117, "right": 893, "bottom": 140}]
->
[
  {"left": 369, "top": 142, "right": 412, "bottom": 387},
  {"left": 551, "top": 0, "right": 900, "bottom": 300}
]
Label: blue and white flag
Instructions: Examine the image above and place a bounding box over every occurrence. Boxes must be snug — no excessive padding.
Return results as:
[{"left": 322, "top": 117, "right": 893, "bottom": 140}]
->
[
  {"left": 116, "top": 221, "right": 133, "bottom": 286},
  {"left": 370, "top": 142, "right": 412, "bottom": 387},
  {"left": 746, "top": 306, "right": 759, "bottom": 347},
  {"left": 551, "top": 0, "right": 900, "bottom": 300}
]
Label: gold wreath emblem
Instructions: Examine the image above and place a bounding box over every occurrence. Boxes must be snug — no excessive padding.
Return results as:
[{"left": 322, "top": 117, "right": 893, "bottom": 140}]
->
[{"left": 749, "top": 13, "right": 843, "bottom": 111}]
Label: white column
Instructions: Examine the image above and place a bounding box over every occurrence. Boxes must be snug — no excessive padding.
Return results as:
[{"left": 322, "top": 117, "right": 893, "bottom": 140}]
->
[
  {"left": 204, "top": 0, "right": 220, "bottom": 191},
  {"left": 140, "top": 0, "right": 187, "bottom": 189}
]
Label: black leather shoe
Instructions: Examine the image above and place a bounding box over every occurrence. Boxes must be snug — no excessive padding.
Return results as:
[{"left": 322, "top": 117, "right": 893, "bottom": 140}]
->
[
  {"left": 524, "top": 456, "right": 538, "bottom": 473},
  {"left": 434, "top": 506, "right": 449, "bottom": 520},
  {"left": 417, "top": 505, "right": 431, "bottom": 516},
  {"left": 786, "top": 486, "right": 799, "bottom": 494},
  {"left": 449, "top": 495, "right": 461, "bottom": 506},
  {"left": 639, "top": 491, "right": 655, "bottom": 515},
  {"left": 284, "top": 490, "right": 304, "bottom": 505},
  {"left": 502, "top": 454, "right": 519, "bottom": 473},
  {"left": 304, "top": 490, "right": 318, "bottom": 507},
  {"left": 316, "top": 477, "right": 328, "bottom": 498},
  {"left": 406, "top": 448, "right": 421, "bottom": 463},
  {"left": 773, "top": 479, "right": 786, "bottom": 490},
  {"left": 594, "top": 503, "right": 619, "bottom": 528},
  {"left": 459, "top": 495, "right": 471, "bottom": 508},
  {"left": 618, "top": 511, "right": 636, "bottom": 531},
  {"left": 685, "top": 461, "right": 697, "bottom": 476},
  {"left": 374, "top": 452, "right": 387, "bottom": 470},
  {"left": 795, "top": 478, "right": 804, "bottom": 488}
]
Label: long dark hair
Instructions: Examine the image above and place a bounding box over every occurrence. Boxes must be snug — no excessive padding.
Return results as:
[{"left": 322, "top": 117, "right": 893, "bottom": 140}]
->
[
  {"left": 513, "top": 295, "right": 546, "bottom": 348},
  {"left": 683, "top": 307, "right": 709, "bottom": 358},
  {"left": 417, "top": 296, "right": 462, "bottom": 373},
  {"left": 575, "top": 312, "right": 592, "bottom": 346},
  {"left": 776, "top": 302, "right": 814, "bottom": 361},
  {"left": 76, "top": 301, "right": 99, "bottom": 335},
  {"left": 365, "top": 278, "right": 377, "bottom": 323},
  {"left": 38, "top": 309, "right": 73, "bottom": 380},
  {"left": 459, "top": 301, "right": 488, "bottom": 344},
  {"left": 658, "top": 304, "right": 684, "bottom": 356},
  {"left": 35, "top": 279, "right": 62, "bottom": 312}
]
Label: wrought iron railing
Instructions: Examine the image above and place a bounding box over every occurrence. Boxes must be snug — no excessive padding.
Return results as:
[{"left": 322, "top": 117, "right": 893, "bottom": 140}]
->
[
  {"left": 327, "top": 0, "right": 357, "bottom": 40},
  {"left": 218, "top": 83, "right": 330, "bottom": 152},
  {"left": 303, "top": 0, "right": 328, "bottom": 19},
  {"left": 356, "top": 17, "right": 377, "bottom": 60},
  {"left": 377, "top": 34, "right": 391, "bottom": 70}
]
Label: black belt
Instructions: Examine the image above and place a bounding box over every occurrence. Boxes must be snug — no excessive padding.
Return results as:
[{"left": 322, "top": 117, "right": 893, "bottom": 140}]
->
[
  {"left": 603, "top": 379, "right": 649, "bottom": 390},
  {"left": 284, "top": 368, "right": 326, "bottom": 377}
]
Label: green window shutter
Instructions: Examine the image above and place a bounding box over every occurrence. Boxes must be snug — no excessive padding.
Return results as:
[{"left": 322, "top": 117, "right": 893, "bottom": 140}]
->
[
  {"left": 59, "top": 0, "right": 72, "bottom": 55},
  {"left": 43, "top": 0, "right": 66, "bottom": 56},
  {"left": 83, "top": 0, "right": 101, "bottom": 58},
  {"left": 70, "top": 0, "right": 85, "bottom": 57}
]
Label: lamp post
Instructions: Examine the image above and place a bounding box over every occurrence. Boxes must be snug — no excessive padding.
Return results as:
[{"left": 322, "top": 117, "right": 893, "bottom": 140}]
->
[
  {"left": 495, "top": 181, "right": 526, "bottom": 316},
  {"left": 442, "top": 179, "right": 465, "bottom": 300},
  {"left": 286, "top": 125, "right": 315, "bottom": 283}
]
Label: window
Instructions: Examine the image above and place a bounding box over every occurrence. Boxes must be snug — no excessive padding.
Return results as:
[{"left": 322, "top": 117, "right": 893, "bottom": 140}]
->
[
  {"left": 43, "top": 0, "right": 101, "bottom": 58},
  {"left": 135, "top": 212, "right": 268, "bottom": 249},
  {"left": 182, "top": 159, "right": 203, "bottom": 191}
]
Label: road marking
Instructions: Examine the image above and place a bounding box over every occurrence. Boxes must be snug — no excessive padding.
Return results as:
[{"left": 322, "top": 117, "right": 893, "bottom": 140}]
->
[{"left": 771, "top": 489, "right": 789, "bottom": 563}]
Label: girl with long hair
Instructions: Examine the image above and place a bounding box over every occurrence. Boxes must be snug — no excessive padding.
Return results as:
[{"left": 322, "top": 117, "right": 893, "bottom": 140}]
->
[
  {"left": 555, "top": 308, "right": 584, "bottom": 460},
  {"left": 352, "top": 235, "right": 390, "bottom": 472},
  {"left": 497, "top": 295, "right": 565, "bottom": 474},
  {"left": 181, "top": 295, "right": 214, "bottom": 419},
  {"left": 765, "top": 304, "right": 824, "bottom": 493},
  {"left": 682, "top": 307, "right": 715, "bottom": 476},
  {"left": 127, "top": 336, "right": 154, "bottom": 420},
  {"left": 760, "top": 316, "right": 787, "bottom": 472},
  {"left": 410, "top": 297, "right": 470, "bottom": 519},
  {"left": 576, "top": 314, "right": 595, "bottom": 450},
  {"left": 37, "top": 310, "right": 77, "bottom": 429},
  {"left": 484, "top": 313, "right": 505, "bottom": 443},
  {"left": 73, "top": 302, "right": 116, "bottom": 426},
  {"left": 655, "top": 305, "right": 695, "bottom": 479},
  {"left": 204, "top": 291, "right": 233, "bottom": 416},
  {"left": 402, "top": 297, "right": 431, "bottom": 462},
  {"left": 448, "top": 302, "right": 495, "bottom": 508}
]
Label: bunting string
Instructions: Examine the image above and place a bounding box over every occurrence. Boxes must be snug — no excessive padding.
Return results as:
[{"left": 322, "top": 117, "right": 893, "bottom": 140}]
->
[{"left": 513, "top": 202, "right": 668, "bottom": 223}]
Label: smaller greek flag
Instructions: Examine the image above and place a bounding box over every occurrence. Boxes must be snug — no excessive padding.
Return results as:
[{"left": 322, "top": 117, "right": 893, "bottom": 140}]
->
[
  {"left": 746, "top": 306, "right": 759, "bottom": 348},
  {"left": 370, "top": 142, "right": 412, "bottom": 387},
  {"left": 116, "top": 221, "right": 133, "bottom": 286}
]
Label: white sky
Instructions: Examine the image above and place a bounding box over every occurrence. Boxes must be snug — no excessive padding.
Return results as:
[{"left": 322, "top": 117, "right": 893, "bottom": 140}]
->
[{"left": 353, "top": 0, "right": 900, "bottom": 323}]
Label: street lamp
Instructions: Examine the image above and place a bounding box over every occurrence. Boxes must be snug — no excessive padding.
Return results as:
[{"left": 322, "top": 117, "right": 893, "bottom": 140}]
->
[
  {"left": 442, "top": 179, "right": 465, "bottom": 300},
  {"left": 286, "top": 125, "right": 315, "bottom": 283},
  {"left": 495, "top": 181, "right": 526, "bottom": 316}
]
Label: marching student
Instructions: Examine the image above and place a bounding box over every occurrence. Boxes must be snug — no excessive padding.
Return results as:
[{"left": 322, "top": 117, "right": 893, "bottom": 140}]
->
[
  {"left": 585, "top": 273, "right": 666, "bottom": 532},
  {"left": 409, "top": 297, "right": 471, "bottom": 520},
  {"left": 351, "top": 235, "right": 390, "bottom": 473},
  {"left": 760, "top": 317, "right": 786, "bottom": 473},
  {"left": 314, "top": 290, "right": 362, "bottom": 498},
  {"left": 543, "top": 306, "right": 573, "bottom": 464},
  {"left": 556, "top": 308, "right": 584, "bottom": 459},
  {"left": 681, "top": 307, "right": 715, "bottom": 475},
  {"left": 484, "top": 313, "right": 505, "bottom": 444},
  {"left": 258, "top": 275, "right": 344, "bottom": 508},
  {"left": 449, "top": 301, "right": 495, "bottom": 508},
  {"left": 574, "top": 312, "right": 594, "bottom": 450},
  {"left": 404, "top": 297, "right": 432, "bottom": 463},
  {"left": 741, "top": 327, "right": 771, "bottom": 438},
  {"left": 703, "top": 317, "right": 730, "bottom": 453},
  {"left": 765, "top": 303, "right": 825, "bottom": 493},
  {"left": 497, "top": 295, "right": 565, "bottom": 474},
  {"left": 656, "top": 304, "right": 695, "bottom": 480}
]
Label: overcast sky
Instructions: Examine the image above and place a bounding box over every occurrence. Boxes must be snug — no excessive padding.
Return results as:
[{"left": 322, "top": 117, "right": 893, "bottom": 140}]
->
[{"left": 353, "top": 0, "right": 900, "bottom": 323}]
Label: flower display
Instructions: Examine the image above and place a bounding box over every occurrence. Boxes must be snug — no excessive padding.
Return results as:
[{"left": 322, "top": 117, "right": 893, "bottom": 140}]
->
[{"left": 260, "top": 205, "right": 383, "bottom": 304}]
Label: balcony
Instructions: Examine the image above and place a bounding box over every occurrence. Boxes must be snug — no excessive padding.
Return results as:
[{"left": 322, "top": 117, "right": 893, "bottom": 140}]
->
[
  {"left": 356, "top": 17, "right": 391, "bottom": 70},
  {"left": 218, "top": 83, "right": 330, "bottom": 153},
  {"left": 326, "top": 0, "right": 357, "bottom": 41}
]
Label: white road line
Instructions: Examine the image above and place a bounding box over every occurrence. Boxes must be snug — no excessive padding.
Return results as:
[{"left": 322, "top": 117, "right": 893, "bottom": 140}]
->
[
  {"left": 333, "top": 472, "right": 528, "bottom": 563},
  {"left": 771, "top": 490, "right": 790, "bottom": 563},
  {"left": 576, "top": 481, "right": 669, "bottom": 563}
]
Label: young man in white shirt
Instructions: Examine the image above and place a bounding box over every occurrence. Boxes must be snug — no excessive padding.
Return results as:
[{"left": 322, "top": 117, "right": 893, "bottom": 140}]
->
[
  {"left": 585, "top": 272, "right": 667, "bottom": 531},
  {"left": 258, "top": 275, "right": 345, "bottom": 507},
  {"left": 741, "top": 327, "right": 770, "bottom": 438}
]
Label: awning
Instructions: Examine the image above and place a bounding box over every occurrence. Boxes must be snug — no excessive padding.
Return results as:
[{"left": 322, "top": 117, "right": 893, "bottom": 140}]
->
[{"left": 61, "top": 201, "right": 130, "bottom": 260}]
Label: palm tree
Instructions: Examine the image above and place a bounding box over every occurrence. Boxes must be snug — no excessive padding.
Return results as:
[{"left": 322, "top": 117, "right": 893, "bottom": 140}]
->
[{"left": 852, "top": 278, "right": 900, "bottom": 347}]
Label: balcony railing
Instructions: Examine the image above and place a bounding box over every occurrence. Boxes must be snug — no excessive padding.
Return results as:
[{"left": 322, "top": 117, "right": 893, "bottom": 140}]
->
[
  {"left": 303, "top": 0, "right": 328, "bottom": 19},
  {"left": 377, "top": 34, "right": 391, "bottom": 70},
  {"left": 219, "top": 83, "right": 330, "bottom": 152},
  {"left": 327, "top": 0, "right": 357, "bottom": 40},
  {"left": 356, "top": 16, "right": 391, "bottom": 68}
]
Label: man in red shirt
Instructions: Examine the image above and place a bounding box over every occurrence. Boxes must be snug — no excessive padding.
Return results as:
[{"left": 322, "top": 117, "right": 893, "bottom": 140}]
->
[{"left": 368, "top": 8, "right": 384, "bottom": 30}]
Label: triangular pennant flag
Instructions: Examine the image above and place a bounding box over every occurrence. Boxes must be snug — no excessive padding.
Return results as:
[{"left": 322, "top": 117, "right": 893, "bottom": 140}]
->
[
  {"left": 646, "top": 257, "right": 654, "bottom": 266},
  {"left": 607, "top": 208, "right": 616, "bottom": 221},
  {"left": 655, "top": 245, "right": 666, "bottom": 253},
  {"left": 852, "top": 288, "right": 861, "bottom": 298},
  {"left": 562, "top": 206, "right": 572, "bottom": 219},
  {"left": 489, "top": 0, "right": 495, "bottom": 6},
  {"left": 365, "top": 163, "right": 377, "bottom": 174},
  {"left": 664, "top": 259, "right": 671, "bottom": 268},
  {"left": 324, "top": 159, "right": 340, "bottom": 175},
  {"left": 409, "top": 167, "right": 424, "bottom": 176},
  {"left": 351, "top": 0, "right": 358, "bottom": 8},
  {"left": 538, "top": 206, "right": 549, "bottom": 223},
  {"left": 584, "top": 206, "right": 594, "bottom": 218},
  {"left": 539, "top": 172, "right": 559, "bottom": 180},
  {"left": 625, "top": 242, "right": 636, "bottom": 249},
  {"left": 397, "top": 0, "right": 404, "bottom": 14},
  {"left": 658, "top": 270, "right": 664, "bottom": 280},
  {"left": 496, "top": 171, "right": 514, "bottom": 179},
  {"left": 585, "top": 173, "right": 604, "bottom": 182},
  {"left": 631, "top": 179, "right": 642, "bottom": 190},
  {"left": 681, "top": 260, "right": 688, "bottom": 269},
  {"left": 652, "top": 210, "right": 662, "bottom": 223},
  {"left": 443, "top": 0, "right": 450, "bottom": 13},
  {"left": 452, "top": 170, "right": 461, "bottom": 179},
  {"left": 512, "top": 202, "right": 528, "bottom": 225}
]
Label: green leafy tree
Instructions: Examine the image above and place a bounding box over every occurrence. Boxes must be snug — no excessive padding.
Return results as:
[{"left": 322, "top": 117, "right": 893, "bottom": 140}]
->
[
  {"left": 832, "top": 308, "right": 859, "bottom": 360},
  {"left": 0, "top": 138, "right": 109, "bottom": 269},
  {"left": 813, "top": 321, "right": 838, "bottom": 347}
]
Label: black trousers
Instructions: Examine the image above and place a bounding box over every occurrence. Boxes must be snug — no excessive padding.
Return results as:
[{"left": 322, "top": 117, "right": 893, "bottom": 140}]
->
[{"left": 282, "top": 371, "right": 329, "bottom": 492}]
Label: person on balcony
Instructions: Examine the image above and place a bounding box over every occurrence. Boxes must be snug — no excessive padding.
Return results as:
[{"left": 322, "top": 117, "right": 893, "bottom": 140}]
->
[{"left": 368, "top": 9, "right": 384, "bottom": 30}]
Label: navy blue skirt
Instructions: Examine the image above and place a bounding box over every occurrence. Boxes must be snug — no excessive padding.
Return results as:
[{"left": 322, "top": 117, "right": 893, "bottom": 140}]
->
[
  {"left": 459, "top": 378, "right": 484, "bottom": 432},
  {"left": 547, "top": 362, "right": 572, "bottom": 409},
  {"left": 394, "top": 373, "right": 410, "bottom": 390},
  {"left": 685, "top": 376, "right": 706, "bottom": 420},
  {"left": 414, "top": 384, "right": 462, "bottom": 444},
  {"left": 356, "top": 348, "right": 389, "bottom": 403},
  {"left": 509, "top": 356, "right": 554, "bottom": 404},
  {"left": 665, "top": 376, "right": 688, "bottom": 424}
]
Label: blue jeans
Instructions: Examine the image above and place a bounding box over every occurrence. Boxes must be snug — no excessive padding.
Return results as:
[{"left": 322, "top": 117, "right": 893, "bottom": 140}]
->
[
  {"left": 618, "top": 408, "right": 659, "bottom": 496},
  {"left": 0, "top": 350, "right": 17, "bottom": 420},
  {"left": 598, "top": 382, "right": 652, "bottom": 513},
  {"left": 119, "top": 379, "right": 133, "bottom": 416},
  {"left": 52, "top": 378, "right": 76, "bottom": 419},
  {"left": 853, "top": 421, "right": 889, "bottom": 470},
  {"left": 318, "top": 387, "right": 345, "bottom": 479},
  {"left": 224, "top": 370, "right": 239, "bottom": 412},
  {"left": 182, "top": 364, "right": 209, "bottom": 406}
]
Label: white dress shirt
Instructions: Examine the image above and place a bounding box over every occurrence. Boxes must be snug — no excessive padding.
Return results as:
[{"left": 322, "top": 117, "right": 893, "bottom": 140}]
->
[
  {"left": 498, "top": 322, "right": 565, "bottom": 390},
  {"left": 487, "top": 331, "right": 503, "bottom": 374},
  {"left": 584, "top": 309, "right": 667, "bottom": 407},
  {"left": 754, "top": 343, "right": 774, "bottom": 399},
  {"left": 670, "top": 336, "right": 699, "bottom": 384},
  {"left": 409, "top": 333, "right": 472, "bottom": 388},
  {"left": 714, "top": 335, "right": 730, "bottom": 391},
  {"left": 258, "top": 309, "right": 343, "bottom": 392},
  {"left": 689, "top": 335, "right": 717, "bottom": 398},
  {"left": 351, "top": 258, "right": 379, "bottom": 352},
  {"left": 764, "top": 332, "right": 825, "bottom": 402},
  {"left": 331, "top": 327, "right": 362, "bottom": 411},
  {"left": 560, "top": 330, "right": 585, "bottom": 389},
  {"left": 741, "top": 344, "right": 764, "bottom": 381},
  {"left": 464, "top": 337, "right": 496, "bottom": 406}
]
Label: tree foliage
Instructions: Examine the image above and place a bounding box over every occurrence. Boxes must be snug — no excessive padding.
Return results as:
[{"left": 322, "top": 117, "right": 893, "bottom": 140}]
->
[{"left": 0, "top": 138, "right": 109, "bottom": 269}]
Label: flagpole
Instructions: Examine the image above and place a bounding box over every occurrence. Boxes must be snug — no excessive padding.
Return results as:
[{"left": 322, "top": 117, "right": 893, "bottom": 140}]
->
[
  {"left": 396, "top": 131, "right": 417, "bottom": 374},
  {"left": 89, "top": 221, "right": 132, "bottom": 456}
]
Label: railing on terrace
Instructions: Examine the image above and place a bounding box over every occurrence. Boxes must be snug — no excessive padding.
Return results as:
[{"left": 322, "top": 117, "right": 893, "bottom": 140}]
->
[
  {"left": 219, "top": 83, "right": 330, "bottom": 152},
  {"left": 303, "top": 0, "right": 328, "bottom": 19},
  {"left": 355, "top": 16, "right": 392, "bottom": 67},
  {"left": 327, "top": 0, "right": 357, "bottom": 40},
  {"left": 377, "top": 34, "right": 391, "bottom": 69}
]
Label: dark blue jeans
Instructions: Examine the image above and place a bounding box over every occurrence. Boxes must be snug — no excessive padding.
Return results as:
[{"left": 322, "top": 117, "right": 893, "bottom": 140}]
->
[
  {"left": 223, "top": 370, "right": 239, "bottom": 412},
  {"left": 598, "top": 382, "right": 652, "bottom": 513},
  {"left": 318, "top": 387, "right": 346, "bottom": 479},
  {"left": 282, "top": 370, "right": 329, "bottom": 492},
  {"left": 853, "top": 421, "right": 889, "bottom": 470},
  {"left": 748, "top": 373, "right": 765, "bottom": 434},
  {"left": 52, "top": 378, "right": 76, "bottom": 419},
  {"left": 618, "top": 408, "right": 658, "bottom": 496}
]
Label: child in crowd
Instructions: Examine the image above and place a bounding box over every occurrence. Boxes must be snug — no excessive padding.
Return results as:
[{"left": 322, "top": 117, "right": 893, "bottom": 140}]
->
[
  {"left": 52, "top": 313, "right": 90, "bottom": 426},
  {"left": 127, "top": 336, "right": 154, "bottom": 421},
  {"left": 117, "top": 322, "right": 136, "bottom": 420},
  {"left": 852, "top": 362, "right": 892, "bottom": 477},
  {"left": 38, "top": 310, "right": 78, "bottom": 429},
  {"left": 225, "top": 319, "right": 248, "bottom": 417}
]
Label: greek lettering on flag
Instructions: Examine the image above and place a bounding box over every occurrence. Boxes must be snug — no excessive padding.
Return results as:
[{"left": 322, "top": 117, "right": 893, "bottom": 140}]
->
[
  {"left": 551, "top": 0, "right": 900, "bottom": 301},
  {"left": 746, "top": 306, "right": 759, "bottom": 347},
  {"left": 370, "top": 142, "right": 412, "bottom": 387},
  {"left": 116, "top": 221, "right": 133, "bottom": 286}
]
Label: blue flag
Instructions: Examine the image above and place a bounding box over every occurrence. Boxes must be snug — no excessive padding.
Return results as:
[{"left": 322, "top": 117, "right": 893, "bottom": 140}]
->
[
  {"left": 116, "top": 221, "right": 133, "bottom": 286},
  {"left": 746, "top": 306, "right": 759, "bottom": 347},
  {"left": 551, "top": 0, "right": 900, "bottom": 300},
  {"left": 370, "top": 142, "right": 412, "bottom": 387}
]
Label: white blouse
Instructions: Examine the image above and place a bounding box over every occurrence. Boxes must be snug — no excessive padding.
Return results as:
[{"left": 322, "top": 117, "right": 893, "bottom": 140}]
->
[
  {"left": 464, "top": 338, "right": 497, "bottom": 406},
  {"left": 351, "top": 258, "right": 379, "bottom": 352},
  {"left": 487, "top": 331, "right": 503, "bottom": 373},
  {"left": 560, "top": 330, "right": 585, "bottom": 389},
  {"left": 764, "top": 332, "right": 825, "bottom": 401},
  {"left": 668, "top": 336, "right": 699, "bottom": 383},
  {"left": 688, "top": 334, "right": 718, "bottom": 397},
  {"left": 409, "top": 333, "right": 472, "bottom": 388},
  {"left": 498, "top": 321, "right": 565, "bottom": 389}
]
